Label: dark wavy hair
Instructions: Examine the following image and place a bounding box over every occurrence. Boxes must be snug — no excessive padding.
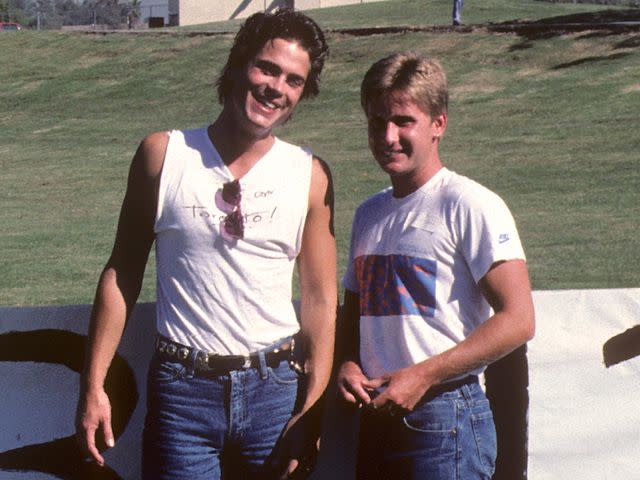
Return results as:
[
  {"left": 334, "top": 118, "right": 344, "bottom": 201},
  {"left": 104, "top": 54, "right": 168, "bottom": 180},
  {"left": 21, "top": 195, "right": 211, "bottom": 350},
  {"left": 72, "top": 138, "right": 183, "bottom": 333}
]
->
[{"left": 216, "top": 8, "right": 329, "bottom": 104}]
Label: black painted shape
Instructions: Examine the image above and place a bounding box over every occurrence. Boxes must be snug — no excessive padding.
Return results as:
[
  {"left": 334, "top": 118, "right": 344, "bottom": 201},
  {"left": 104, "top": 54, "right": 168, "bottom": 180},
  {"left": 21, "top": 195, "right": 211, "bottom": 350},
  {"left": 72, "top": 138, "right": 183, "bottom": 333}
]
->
[
  {"left": 0, "top": 437, "right": 122, "bottom": 480},
  {"left": 603, "top": 325, "right": 640, "bottom": 368},
  {"left": 485, "top": 344, "right": 529, "bottom": 480},
  {"left": 0, "top": 329, "right": 138, "bottom": 480}
]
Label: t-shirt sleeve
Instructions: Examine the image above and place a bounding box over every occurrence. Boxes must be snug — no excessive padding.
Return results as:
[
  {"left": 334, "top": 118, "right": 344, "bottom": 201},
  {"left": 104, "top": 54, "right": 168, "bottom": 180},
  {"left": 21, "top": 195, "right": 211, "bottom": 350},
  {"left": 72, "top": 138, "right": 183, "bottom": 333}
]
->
[{"left": 456, "top": 186, "right": 526, "bottom": 283}]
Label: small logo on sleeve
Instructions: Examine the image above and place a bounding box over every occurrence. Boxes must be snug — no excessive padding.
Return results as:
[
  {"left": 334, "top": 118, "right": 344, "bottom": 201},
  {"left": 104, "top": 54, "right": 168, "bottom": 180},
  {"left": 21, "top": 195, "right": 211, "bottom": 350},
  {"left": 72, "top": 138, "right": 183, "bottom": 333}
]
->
[{"left": 498, "top": 233, "right": 511, "bottom": 244}]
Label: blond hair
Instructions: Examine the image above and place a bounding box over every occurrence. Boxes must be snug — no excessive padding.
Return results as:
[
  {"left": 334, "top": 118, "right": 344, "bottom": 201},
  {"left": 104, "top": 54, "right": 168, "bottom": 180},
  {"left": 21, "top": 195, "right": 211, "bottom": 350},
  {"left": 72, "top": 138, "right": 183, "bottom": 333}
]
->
[{"left": 361, "top": 52, "right": 448, "bottom": 118}]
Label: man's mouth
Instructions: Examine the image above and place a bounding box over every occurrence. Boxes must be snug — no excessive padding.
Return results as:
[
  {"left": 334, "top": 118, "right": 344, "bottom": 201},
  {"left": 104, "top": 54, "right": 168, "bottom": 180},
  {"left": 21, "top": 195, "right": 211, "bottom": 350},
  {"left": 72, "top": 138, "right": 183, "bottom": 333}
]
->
[
  {"left": 381, "top": 148, "right": 403, "bottom": 157},
  {"left": 255, "top": 95, "right": 283, "bottom": 111}
]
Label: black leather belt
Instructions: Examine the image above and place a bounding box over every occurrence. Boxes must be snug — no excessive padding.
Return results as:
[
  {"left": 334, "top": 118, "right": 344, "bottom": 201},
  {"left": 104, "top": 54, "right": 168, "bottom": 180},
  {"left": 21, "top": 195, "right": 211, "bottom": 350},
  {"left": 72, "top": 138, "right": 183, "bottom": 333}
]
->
[
  {"left": 155, "top": 335, "right": 293, "bottom": 375},
  {"left": 426, "top": 375, "right": 479, "bottom": 398}
]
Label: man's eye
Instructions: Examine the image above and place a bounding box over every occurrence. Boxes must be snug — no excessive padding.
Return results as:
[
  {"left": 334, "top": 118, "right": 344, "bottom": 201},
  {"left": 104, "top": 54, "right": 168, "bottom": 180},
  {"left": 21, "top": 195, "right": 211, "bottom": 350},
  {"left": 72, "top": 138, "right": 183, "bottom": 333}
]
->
[
  {"left": 288, "top": 77, "right": 305, "bottom": 88},
  {"left": 255, "top": 61, "right": 279, "bottom": 76},
  {"left": 261, "top": 66, "right": 277, "bottom": 76},
  {"left": 369, "top": 119, "right": 385, "bottom": 130}
]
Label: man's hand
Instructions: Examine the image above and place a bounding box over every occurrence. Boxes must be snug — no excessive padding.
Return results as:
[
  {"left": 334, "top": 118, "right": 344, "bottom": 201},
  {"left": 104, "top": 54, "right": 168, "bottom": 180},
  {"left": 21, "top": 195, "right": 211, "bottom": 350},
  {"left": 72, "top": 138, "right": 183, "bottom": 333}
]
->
[
  {"left": 337, "top": 360, "right": 382, "bottom": 407},
  {"left": 75, "top": 388, "right": 114, "bottom": 466},
  {"left": 272, "top": 409, "right": 322, "bottom": 479},
  {"left": 368, "top": 363, "right": 435, "bottom": 415}
]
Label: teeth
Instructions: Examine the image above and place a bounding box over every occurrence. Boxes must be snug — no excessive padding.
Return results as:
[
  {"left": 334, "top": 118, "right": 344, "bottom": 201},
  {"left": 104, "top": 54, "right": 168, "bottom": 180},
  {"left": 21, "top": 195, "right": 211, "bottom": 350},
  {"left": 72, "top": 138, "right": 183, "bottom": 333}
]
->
[{"left": 258, "top": 98, "right": 279, "bottom": 109}]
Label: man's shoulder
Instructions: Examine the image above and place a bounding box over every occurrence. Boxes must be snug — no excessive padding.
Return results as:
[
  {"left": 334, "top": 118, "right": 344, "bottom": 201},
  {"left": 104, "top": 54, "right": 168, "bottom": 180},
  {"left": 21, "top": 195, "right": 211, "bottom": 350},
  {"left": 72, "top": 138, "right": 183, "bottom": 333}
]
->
[
  {"left": 142, "top": 130, "right": 170, "bottom": 146},
  {"left": 136, "top": 131, "right": 171, "bottom": 177},
  {"left": 273, "top": 136, "right": 314, "bottom": 160},
  {"left": 176, "top": 126, "right": 210, "bottom": 146},
  {"left": 438, "top": 169, "right": 502, "bottom": 206},
  {"left": 356, "top": 187, "right": 393, "bottom": 214},
  {"left": 438, "top": 168, "right": 480, "bottom": 191},
  {"left": 142, "top": 127, "right": 204, "bottom": 154}
]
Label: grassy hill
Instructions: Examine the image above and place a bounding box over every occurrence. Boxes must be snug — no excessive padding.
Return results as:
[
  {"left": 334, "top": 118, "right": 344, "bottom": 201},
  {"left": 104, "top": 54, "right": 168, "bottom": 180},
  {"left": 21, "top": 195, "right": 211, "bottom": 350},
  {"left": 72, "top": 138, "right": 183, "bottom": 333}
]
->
[{"left": 1, "top": 0, "right": 639, "bottom": 305}]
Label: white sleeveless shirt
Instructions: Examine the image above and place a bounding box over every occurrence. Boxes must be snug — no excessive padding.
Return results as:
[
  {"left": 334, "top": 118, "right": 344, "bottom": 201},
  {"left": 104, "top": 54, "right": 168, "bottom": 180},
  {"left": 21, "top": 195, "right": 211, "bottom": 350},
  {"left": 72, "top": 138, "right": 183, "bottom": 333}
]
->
[{"left": 154, "top": 127, "right": 312, "bottom": 355}]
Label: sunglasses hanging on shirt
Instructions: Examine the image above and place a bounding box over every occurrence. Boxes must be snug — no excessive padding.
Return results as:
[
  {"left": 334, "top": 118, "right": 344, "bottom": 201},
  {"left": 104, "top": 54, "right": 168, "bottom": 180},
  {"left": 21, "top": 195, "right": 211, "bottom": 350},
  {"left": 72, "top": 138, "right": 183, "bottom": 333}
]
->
[{"left": 216, "top": 179, "right": 244, "bottom": 240}]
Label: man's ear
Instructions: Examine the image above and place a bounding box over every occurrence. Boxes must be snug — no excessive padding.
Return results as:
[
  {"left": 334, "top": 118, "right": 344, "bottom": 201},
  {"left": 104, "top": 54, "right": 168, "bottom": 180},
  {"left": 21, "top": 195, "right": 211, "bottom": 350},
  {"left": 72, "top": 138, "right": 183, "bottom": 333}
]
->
[{"left": 433, "top": 112, "right": 448, "bottom": 135}]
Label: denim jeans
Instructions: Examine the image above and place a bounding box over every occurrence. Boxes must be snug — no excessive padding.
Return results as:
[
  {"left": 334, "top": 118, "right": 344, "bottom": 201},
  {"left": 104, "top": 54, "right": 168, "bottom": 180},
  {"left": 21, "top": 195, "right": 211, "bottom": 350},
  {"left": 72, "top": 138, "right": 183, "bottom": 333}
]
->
[
  {"left": 452, "top": 0, "right": 464, "bottom": 24},
  {"left": 357, "top": 382, "right": 496, "bottom": 479},
  {"left": 142, "top": 349, "right": 299, "bottom": 480}
]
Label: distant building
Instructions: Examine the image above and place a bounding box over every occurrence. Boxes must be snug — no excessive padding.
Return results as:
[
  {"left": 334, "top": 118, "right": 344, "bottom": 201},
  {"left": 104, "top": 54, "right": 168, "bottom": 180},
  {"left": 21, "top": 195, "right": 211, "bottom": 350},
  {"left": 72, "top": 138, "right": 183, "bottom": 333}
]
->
[
  {"left": 140, "top": 0, "right": 177, "bottom": 26},
  {"left": 139, "top": 0, "right": 387, "bottom": 27}
]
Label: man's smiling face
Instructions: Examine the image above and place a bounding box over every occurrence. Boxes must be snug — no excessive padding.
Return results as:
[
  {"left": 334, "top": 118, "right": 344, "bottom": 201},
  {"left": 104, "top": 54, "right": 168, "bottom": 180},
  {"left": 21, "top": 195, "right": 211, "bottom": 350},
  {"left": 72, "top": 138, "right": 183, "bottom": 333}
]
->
[
  {"left": 366, "top": 91, "right": 445, "bottom": 184},
  {"left": 230, "top": 38, "right": 311, "bottom": 138}
]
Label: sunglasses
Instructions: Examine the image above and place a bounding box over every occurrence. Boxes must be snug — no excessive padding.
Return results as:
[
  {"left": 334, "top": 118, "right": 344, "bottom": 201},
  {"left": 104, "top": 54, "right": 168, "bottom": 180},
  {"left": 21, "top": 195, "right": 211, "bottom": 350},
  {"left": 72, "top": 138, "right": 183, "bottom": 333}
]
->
[{"left": 219, "top": 179, "right": 244, "bottom": 240}]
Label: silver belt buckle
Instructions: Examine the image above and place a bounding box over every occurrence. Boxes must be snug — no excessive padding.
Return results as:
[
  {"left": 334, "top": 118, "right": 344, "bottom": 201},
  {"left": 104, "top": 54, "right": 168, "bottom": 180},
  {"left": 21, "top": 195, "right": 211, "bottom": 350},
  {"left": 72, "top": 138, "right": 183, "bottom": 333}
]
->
[
  {"left": 288, "top": 337, "right": 305, "bottom": 375},
  {"left": 195, "top": 351, "right": 209, "bottom": 369},
  {"left": 242, "top": 355, "right": 252, "bottom": 369}
]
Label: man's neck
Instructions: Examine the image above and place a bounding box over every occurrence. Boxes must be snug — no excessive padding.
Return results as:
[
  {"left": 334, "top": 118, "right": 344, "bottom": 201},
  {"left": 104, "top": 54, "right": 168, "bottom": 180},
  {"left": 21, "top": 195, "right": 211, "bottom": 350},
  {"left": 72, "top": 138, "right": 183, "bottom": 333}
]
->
[
  {"left": 208, "top": 115, "right": 275, "bottom": 179},
  {"left": 391, "top": 162, "right": 443, "bottom": 198}
]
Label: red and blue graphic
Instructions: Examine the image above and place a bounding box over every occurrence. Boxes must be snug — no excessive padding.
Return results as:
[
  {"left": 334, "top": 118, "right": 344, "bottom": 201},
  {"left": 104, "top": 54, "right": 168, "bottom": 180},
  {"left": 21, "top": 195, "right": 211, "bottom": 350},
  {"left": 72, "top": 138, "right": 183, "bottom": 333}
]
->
[{"left": 355, "top": 255, "right": 437, "bottom": 317}]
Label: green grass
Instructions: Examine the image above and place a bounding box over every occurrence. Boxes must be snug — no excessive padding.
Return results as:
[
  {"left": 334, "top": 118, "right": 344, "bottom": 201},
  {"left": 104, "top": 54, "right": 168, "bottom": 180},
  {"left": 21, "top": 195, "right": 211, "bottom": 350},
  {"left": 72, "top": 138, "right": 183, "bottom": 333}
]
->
[{"left": 1, "top": 0, "right": 639, "bottom": 305}]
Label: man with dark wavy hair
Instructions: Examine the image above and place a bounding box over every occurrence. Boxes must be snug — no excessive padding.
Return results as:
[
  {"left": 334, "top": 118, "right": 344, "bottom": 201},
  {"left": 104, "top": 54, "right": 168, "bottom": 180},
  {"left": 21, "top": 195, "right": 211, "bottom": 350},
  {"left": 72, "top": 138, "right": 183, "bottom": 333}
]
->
[
  {"left": 76, "top": 9, "right": 335, "bottom": 480},
  {"left": 217, "top": 9, "right": 328, "bottom": 102}
]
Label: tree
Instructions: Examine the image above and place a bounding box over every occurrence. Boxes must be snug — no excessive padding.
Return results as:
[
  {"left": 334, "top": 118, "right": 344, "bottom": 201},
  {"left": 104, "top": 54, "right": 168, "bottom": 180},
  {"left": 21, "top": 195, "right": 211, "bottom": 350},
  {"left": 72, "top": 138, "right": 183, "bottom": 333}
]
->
[
  {"left": 1, "top": 0, "right": 30, "bottom": 24},
  {"left": 125, "top": 0, "right": 140, "bottom": 27},
  {"left": 1, "top": 0, "right": 138, "bottom": 29}
]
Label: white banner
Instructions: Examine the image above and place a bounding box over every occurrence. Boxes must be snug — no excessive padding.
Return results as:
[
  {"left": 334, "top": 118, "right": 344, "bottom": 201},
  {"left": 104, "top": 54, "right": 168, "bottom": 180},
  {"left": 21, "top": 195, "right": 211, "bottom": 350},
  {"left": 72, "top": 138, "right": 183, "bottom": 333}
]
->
[
  {"left": 528, "top": 289, "right": 640, "bottom": 479},
  {"left": 0, "top": 303, "right": 155, "bottom": 480},
  {"left": 1, "top": 289, "right": 639, "bottom": 479}
]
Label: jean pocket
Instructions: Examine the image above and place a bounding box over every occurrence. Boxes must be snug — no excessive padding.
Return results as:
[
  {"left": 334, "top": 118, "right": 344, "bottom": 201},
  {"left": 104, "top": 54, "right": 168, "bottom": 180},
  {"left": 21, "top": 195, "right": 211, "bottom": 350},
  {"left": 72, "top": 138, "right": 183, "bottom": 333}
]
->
[
  {"left": 149, "top": 358, "right": 187, "bottom": 385},
  {"left": 402, "top": 401, "right": 457, "bottom": 433},
  {"left": 471, "top": 401, "right": 497, "bottom": 476},
  {"left": 268, "top": 362, "right": 299, "bottom": 385}
]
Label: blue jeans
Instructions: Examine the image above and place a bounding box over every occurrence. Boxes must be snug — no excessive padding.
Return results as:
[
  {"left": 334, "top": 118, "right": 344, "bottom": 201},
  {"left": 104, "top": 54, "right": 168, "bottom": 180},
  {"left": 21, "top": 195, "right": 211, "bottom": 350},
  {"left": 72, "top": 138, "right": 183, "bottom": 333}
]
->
[
  {"left": 142, "top": 350, "right": 300, "bottom": 479},
  {"left": 357, "top": 382, "right": 496, "bottom": 479},
  {"left": 452, "top": 0, "right": 464, "bottom": 24}
]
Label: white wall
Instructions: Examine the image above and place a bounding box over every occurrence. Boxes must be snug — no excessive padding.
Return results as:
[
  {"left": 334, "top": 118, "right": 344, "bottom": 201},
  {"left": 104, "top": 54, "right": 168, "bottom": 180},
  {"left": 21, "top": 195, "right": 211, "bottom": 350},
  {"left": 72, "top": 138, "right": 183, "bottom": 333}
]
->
[
  {"left": 139, "top": 0, "right": 390, "bottom": 28},
  {"left": 177, "top": 0, "right": 389, "bottom": 27},
  {"left": 527, "top": 289, "right": 640, "bottom": 479},
  {"left": 1, "top": 289, "right": 639, "bottom": 479},
  {"left": 0, "top": 303, "right": 155, "bottom": 480},
  {"left": 178, "top": 0, "right": 270, "bottom": 26},
  {"left": 295, "top": 0, "right": 386, "bottom": 9}
]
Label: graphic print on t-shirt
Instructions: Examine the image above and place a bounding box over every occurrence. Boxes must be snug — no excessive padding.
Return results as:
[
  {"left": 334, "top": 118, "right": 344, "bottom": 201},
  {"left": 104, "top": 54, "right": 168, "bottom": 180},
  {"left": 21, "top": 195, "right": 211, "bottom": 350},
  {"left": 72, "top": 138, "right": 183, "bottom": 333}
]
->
[{"left": 355, "top": 254, "right": 437, "bottom": 317}]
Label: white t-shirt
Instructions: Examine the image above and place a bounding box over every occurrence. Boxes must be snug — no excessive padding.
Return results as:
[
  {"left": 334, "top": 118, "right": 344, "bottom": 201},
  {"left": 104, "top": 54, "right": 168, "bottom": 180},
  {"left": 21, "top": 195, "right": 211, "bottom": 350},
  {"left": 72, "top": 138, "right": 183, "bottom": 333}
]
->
[
  {"left": 154, "top": 128, "right": 312, "bottom": 355},
  {"left": 343, "top": 167, "right": 526, "bottom": 378}
]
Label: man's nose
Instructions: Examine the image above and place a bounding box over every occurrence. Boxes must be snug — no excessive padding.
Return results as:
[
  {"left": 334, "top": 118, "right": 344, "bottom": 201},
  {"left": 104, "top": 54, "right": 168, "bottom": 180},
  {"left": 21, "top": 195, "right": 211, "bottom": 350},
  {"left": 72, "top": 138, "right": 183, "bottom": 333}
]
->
[
  {"left": 384, "top": 122, "right": 399, "bottom": 144},
  {"left": 266, "top": 75, "right": 286, "bottom": 95}
]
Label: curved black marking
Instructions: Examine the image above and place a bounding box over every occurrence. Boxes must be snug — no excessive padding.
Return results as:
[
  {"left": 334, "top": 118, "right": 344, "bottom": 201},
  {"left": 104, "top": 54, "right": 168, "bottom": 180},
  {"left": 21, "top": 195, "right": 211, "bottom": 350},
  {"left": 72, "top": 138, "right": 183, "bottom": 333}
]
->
[
  {"left": 603, "top": 325, "right": 640, "bottom": 368},
  {"left": 0, "top": 437, "right": 122, "bottom": 480},
  {"left": 0, "top": 329, "right": 138, "bottom": 480}
]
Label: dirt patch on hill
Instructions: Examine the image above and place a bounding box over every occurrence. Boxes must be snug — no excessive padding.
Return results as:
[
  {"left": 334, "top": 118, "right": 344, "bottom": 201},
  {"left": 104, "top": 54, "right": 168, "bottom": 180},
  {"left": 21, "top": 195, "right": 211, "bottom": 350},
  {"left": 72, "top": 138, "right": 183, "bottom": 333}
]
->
[{"left": 330, "top": 8, "right": 640, "bottom": 37}]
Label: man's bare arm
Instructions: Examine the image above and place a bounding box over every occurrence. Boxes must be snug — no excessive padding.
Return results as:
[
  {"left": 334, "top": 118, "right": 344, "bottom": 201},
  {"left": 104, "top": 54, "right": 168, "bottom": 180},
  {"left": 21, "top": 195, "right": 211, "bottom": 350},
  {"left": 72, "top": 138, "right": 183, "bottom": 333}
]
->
[
  {"left": 277, "top": 156, "right": 337, "bottom": 477},
  {"left": 296, "top": 156, "right": 337, "bottom": 411},
  {"left": 370, "top": 259, "right": 535, "bottom": 412},
  {"left": 75, "top": 132, "right": 167, "bottom": 465}
]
